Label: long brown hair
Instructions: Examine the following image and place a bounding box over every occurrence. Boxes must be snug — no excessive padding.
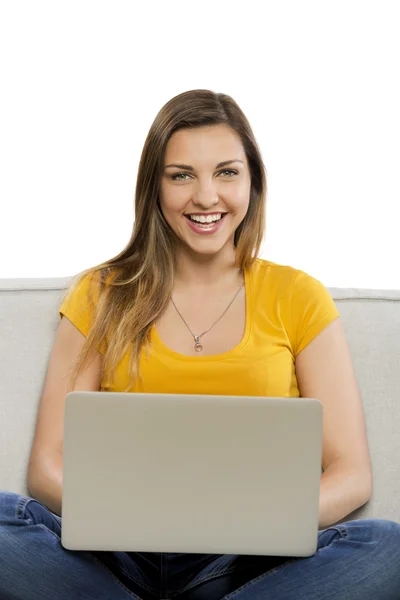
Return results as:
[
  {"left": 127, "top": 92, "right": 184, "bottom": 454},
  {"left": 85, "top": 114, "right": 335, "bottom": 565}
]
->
[{"left": 62, "top": 89, "right": 268, "bottom": 392}]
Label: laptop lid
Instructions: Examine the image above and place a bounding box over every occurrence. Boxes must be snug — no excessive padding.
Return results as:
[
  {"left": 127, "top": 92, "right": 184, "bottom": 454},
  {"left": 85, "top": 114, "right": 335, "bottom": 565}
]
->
[{"left": 61, "top": 392, "right": 322, "bottom": 556}]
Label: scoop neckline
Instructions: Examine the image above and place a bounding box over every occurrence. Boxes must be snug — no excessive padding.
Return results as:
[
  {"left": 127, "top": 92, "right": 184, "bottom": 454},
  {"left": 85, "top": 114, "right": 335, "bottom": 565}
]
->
[{"left": 151, "top": 266, "right": 252, "bottom": 362}]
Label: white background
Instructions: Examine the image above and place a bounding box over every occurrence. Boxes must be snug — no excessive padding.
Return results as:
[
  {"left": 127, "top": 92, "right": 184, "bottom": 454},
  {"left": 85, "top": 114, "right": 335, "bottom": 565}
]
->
[{"left": 1, "top": 1, "right": 399, "bottom": 288}]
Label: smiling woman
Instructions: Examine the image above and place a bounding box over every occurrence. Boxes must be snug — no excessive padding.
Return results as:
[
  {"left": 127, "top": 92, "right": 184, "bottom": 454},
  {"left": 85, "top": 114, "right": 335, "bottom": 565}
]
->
[
  {"left": 1, "top": 89, "right": 400, "bottom": 600},
  {"left": 159, "top": 125, "right": 252, "bottom": 261}
]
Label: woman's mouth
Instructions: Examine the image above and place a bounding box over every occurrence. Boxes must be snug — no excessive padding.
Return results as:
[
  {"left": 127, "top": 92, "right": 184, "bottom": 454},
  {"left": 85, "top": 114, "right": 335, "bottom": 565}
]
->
[{"left": 183, "top": 212, "right": 227, "bottom": 235}]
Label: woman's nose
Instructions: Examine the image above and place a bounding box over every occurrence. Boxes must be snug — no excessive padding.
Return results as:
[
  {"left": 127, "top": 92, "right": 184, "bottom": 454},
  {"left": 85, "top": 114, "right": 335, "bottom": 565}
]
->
[{"left": 192, "top": 190, "right": 219, "bottom": 208}]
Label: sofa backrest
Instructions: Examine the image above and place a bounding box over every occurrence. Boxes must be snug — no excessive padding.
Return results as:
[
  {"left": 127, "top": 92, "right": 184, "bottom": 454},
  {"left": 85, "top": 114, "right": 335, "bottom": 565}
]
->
[{"left": 1, "top": 277, "right": 399, "bottom": 523}]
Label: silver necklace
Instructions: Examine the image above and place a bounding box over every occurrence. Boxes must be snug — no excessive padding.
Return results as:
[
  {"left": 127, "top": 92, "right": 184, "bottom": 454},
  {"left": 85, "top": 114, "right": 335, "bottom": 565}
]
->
[{"left": 170, "top": 283, "right": 244, "bottom": 352}]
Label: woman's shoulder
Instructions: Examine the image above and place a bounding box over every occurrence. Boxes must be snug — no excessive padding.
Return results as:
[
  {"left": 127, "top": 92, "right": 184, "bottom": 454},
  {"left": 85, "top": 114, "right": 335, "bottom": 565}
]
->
[
  {"left": 250, "top": 258, "right": 339, "bottom": 356},
  {"left": 250, "top": 258, "right": 338, "bottom": 317},
  {"left": 251, "top": 257, "right": 329, "bottom": 291},
  {"left": 250, "top": 257, "right": 299, "bottom": 290}
]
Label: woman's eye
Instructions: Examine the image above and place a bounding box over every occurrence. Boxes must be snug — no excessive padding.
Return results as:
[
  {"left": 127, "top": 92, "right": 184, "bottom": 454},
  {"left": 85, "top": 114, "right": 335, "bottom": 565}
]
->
[
  {"left": 170, "top": 173, "right": 190, "bottom": 181},
  {"left": 170, "top": 169, "right": 238, "bottom": 181},
  {"left": 220, "top": 169, "right": 238, "bottom": 177}
]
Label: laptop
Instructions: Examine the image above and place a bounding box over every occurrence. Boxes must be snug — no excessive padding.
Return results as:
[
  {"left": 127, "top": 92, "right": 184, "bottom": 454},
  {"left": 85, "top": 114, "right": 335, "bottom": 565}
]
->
[{"left": 61, "top": 392, "right": 323, "bottom": 557}]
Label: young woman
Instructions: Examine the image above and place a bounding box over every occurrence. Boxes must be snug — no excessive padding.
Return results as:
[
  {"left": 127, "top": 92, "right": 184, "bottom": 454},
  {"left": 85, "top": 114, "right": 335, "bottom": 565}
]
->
[{"left": 1, "top": 89, "right": 399, "bottom": 600}]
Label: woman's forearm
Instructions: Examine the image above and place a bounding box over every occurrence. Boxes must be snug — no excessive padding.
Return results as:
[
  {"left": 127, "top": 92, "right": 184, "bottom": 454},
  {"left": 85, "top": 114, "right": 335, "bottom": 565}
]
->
[
  {"left": 27, "top": 451, "right": 63, "bottom": 517},
  {"left": 318, "top": 459, "right": 373, "bottom": 529}
]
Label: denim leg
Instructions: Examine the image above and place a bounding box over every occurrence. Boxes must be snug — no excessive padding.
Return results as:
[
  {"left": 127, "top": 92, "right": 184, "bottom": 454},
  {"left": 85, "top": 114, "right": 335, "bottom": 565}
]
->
[
  {"left": 219, "top": 519, "right": 400, "bottom": 600},
  {"left": 0, "top": 491, "right": 143, "bottom": 600}
]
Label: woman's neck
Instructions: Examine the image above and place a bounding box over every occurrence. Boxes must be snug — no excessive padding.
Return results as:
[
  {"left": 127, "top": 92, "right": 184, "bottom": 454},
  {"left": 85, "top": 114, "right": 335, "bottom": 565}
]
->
[{"left": 173, "top": 246, "right": 242, "bottom": 289}]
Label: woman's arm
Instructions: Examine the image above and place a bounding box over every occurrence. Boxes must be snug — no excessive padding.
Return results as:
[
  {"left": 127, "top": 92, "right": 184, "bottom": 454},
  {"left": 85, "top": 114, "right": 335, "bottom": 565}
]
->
[
  {"left": 295, "top": 317, "right": 373, "bottom": 529},
  {"left": 318, "top": 459, "right": 372, "bottom": 529},
  {"left": 28, "top": 315, "right": 102, "bottom": 518},
  {"left": 28, "top": 449, "right": 63, "bottom": 516}
]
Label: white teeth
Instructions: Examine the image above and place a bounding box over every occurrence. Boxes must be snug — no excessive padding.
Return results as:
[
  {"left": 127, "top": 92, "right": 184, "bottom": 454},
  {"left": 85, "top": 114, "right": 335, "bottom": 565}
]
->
[{"left": 188, "top": 214, "right": 223, "bottom": 223}]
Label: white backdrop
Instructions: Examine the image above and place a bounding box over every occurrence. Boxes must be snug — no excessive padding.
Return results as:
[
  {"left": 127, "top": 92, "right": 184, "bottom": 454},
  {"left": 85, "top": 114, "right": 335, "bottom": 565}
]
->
[{"left": 1, "top": 0, "right": 399, "bottom": 288}]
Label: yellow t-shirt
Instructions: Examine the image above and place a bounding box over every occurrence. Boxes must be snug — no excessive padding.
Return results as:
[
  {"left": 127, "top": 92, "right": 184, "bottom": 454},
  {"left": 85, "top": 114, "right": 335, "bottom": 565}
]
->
[{"left": 59, "top": 258, "right": 340, "bottom": 396}]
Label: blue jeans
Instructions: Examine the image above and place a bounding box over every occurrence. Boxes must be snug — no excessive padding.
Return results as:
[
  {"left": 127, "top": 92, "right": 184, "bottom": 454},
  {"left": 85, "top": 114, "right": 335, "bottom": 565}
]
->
[{"left": 1, "top": 491, "right": 400, "bottom": 599}]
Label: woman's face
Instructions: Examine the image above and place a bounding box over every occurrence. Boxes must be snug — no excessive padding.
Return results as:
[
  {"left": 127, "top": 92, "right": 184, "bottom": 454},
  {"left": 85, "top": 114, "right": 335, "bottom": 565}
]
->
[{"left": 159, "top": 124, "right": 251, "bottom": 257}]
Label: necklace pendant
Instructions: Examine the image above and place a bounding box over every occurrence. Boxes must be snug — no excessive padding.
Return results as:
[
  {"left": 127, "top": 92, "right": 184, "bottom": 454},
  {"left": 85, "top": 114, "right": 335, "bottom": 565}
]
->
[{"left": 194, "top": 336, "right": 203, "bottom": 352}]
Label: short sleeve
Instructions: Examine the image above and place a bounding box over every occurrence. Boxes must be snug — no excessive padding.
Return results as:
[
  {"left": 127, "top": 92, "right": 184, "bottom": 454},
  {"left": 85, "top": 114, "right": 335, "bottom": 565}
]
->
[
  {"left": 290, "top": 269, "right": 340, "bottom": 357},
  {"left": 59, "top": 272, "right": 107, "bottom": 354}
]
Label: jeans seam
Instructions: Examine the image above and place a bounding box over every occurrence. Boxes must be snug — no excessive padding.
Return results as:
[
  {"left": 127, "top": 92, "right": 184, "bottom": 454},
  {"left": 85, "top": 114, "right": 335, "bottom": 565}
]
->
[
  {"left": 319, "top": 525, "right": 348, "bottom": 539},
  {"left": 177, "top": 557, "right": 276, "bottom": 594},
  {"left": 317, "top": 525, "right": 348, "bottom": 553},
  {"left": 116, "top": 563, "right": 158, "bottom": 595},
  {"left": 15, "top": 495, "right": 62, "bottom": 526},
  {"left": 15, "top": 495, "right": 33, "bottom": 521},
  {"left": 88, "top": 553, "right": 144, "bottom": 600},
  {"left": 37, "top": 523, "right": 63, "bottom": 544},
  {"left": 220, "top": 558, "right": 298, "bottom": 599},
  {"left": 176, "top": 565, "right": 245, "bottom": 594}
]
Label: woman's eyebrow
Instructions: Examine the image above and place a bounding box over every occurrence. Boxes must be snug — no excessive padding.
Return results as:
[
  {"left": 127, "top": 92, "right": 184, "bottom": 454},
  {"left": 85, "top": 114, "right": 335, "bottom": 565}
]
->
[{"left": 164, "top": 159, "right": 244, "bottom": 171}]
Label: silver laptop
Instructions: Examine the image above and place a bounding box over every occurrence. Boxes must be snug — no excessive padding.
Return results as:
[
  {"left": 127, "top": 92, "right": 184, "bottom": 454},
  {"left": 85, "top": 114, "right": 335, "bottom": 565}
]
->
[{"left": 61, "top": 392, "right": 322, "bottom": 557}]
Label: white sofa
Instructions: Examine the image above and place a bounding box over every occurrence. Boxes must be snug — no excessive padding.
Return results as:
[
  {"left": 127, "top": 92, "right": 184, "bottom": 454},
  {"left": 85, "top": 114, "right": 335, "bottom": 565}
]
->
[{"left": 1, "top": 276, "right": 400, "bottom": 525}]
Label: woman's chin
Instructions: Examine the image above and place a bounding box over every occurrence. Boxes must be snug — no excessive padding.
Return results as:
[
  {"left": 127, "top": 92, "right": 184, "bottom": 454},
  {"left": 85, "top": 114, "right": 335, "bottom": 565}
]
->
[{"left": 178, "top": 235, "right": 234, "bottom": 258}]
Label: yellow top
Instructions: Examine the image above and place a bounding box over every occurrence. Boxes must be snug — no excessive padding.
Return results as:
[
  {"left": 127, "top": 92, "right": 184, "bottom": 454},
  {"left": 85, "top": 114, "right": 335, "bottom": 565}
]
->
[{"left": 59, "top": 258, "right": 340, "bottom": 396}]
